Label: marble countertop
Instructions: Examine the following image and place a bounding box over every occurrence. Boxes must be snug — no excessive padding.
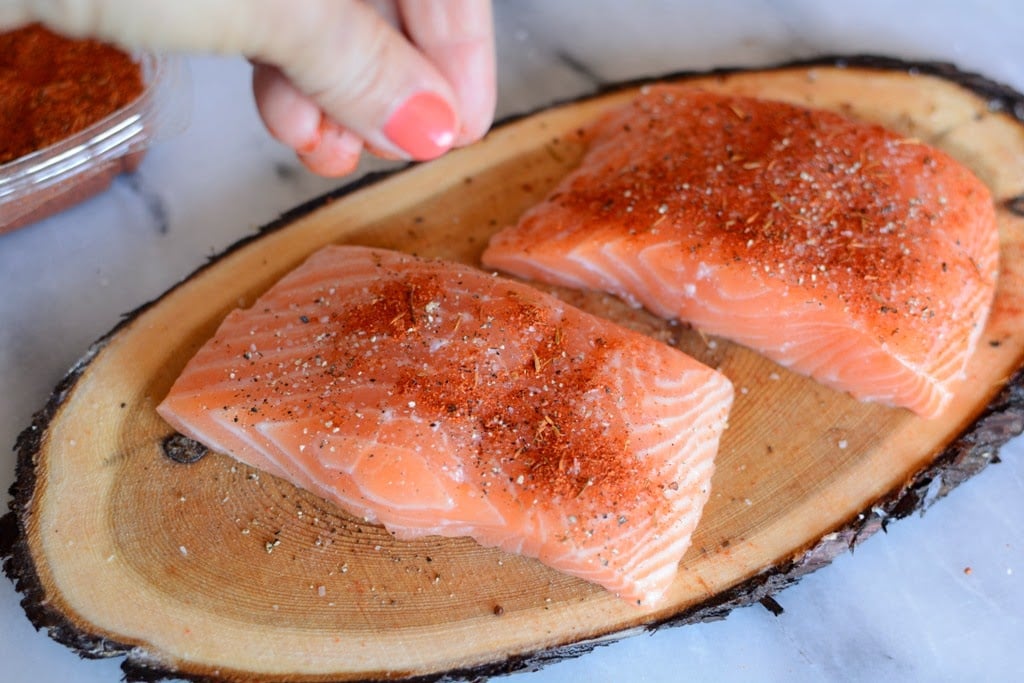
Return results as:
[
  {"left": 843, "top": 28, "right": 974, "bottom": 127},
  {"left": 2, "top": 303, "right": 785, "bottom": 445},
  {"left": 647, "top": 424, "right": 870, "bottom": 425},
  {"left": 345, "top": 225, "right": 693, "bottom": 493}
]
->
[{"left": 2, "top": 1, "right": 1022, "bottom": 681}]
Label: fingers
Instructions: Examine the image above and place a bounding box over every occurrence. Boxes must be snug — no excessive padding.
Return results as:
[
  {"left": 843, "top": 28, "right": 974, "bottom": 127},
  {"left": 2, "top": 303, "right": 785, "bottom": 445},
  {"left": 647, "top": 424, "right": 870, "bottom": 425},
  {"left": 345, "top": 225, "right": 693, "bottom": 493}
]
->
[
  {"left": 11, "top": 0, "right": 496, "bottom": 174},
  {"left": 398, "top": 0, "right": 496, "bottom": 146},
  {"left": 0, "top": 4, "right": 31, "bottom": 27},
  {"left": 255, "top": 0, "right": 462, "bottom": 161},
  {"left": 6, "top": 0, "right": 257, "bottom": 49},
  {"left": 251, "top": 58, "right": 408, "bottom": 170},
  {"left": 252, "top": 63, "right": 322, "bottom": 154},
  {"left": 18, "top": 0, "right": 464, "bottom": 161},
  {"left": 253, "top": 64, "right": 364, "bottom": 177}
]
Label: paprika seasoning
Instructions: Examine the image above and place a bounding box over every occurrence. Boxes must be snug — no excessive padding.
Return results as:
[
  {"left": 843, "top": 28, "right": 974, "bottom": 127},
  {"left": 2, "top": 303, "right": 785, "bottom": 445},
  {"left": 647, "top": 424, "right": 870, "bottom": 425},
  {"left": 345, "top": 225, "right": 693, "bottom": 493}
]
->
[{"left": 0, "top": 24, "right": 144, "bottom": 164}]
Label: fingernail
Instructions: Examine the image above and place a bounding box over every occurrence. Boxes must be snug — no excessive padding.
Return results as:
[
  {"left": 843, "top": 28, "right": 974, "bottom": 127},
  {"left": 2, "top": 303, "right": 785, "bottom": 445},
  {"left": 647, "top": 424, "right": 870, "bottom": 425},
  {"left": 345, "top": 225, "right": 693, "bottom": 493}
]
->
[{"left": 383, "top": 92, "right": 457, "bottom": 160}]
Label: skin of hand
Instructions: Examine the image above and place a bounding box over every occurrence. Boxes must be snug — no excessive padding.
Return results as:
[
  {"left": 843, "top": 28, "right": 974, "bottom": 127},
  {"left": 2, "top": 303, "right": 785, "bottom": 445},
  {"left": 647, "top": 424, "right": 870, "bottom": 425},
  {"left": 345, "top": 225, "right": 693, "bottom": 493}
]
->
[{"left": 0, "top": 0, "right": 496, "bottom": 176}]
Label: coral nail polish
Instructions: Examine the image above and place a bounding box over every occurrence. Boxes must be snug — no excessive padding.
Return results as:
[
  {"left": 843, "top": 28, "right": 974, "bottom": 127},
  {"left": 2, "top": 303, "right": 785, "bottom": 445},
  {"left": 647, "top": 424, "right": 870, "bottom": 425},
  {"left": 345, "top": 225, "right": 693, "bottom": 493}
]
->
[{"left": 383, "top": 92, "right": 457, "bottom": 160}]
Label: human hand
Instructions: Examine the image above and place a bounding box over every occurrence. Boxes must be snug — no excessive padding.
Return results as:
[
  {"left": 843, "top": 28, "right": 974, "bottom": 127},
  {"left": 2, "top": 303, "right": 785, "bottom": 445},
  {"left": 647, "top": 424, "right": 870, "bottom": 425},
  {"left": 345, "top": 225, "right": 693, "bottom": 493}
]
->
[{"left": 1, "top": 0, "right": 496, "bottom": 176}]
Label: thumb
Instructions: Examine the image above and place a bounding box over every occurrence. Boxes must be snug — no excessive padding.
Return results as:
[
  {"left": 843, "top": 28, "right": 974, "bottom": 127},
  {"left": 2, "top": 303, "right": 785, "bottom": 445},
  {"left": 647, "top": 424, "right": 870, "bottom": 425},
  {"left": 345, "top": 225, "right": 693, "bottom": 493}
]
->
[{"left": 11, "top": 0, "right": 462, "bottom": 160}]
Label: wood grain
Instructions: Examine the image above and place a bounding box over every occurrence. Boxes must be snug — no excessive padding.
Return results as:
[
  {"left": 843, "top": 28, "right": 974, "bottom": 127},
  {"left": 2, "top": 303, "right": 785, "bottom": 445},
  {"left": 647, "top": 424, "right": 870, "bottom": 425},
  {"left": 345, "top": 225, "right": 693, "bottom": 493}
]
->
[{"left": 4, "top": 57, "right": 1024, "bottom": 682}]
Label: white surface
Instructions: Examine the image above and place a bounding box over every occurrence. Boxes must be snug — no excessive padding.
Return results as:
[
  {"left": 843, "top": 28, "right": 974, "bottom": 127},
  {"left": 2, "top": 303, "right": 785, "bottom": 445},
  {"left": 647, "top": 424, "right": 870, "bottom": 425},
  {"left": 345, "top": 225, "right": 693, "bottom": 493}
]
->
[{"left": 2, "top": 1, "right": 1022, "bottom": 681}]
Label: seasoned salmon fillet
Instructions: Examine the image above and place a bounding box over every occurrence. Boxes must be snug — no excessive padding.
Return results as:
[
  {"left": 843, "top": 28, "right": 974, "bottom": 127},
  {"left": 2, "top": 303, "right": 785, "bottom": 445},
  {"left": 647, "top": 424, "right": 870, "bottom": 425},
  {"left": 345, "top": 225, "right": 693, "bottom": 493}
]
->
[
  {"left": 157, "top": 246, "right": 734, "bottom": 605},
  {"left": 482, "top": 87, "right": 999, "bottom": 418}
]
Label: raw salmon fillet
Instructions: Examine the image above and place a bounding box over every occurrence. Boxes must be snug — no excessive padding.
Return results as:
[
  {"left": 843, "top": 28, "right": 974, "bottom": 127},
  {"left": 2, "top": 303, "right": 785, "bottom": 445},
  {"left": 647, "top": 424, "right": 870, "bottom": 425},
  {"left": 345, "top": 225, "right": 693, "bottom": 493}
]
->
[
  {"left": 482, "top": 87, "right": 999, "bottom": 418},
  {"left": 157, "top": 245, "right": 734, "bottom": 605}
]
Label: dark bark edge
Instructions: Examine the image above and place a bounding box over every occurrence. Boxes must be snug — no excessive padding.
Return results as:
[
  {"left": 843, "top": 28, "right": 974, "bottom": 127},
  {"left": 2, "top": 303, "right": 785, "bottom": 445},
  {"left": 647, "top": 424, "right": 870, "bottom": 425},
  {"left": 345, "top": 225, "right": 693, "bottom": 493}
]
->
[{"left": 1, "top": 53, "right": 1022, "bottom": 683}]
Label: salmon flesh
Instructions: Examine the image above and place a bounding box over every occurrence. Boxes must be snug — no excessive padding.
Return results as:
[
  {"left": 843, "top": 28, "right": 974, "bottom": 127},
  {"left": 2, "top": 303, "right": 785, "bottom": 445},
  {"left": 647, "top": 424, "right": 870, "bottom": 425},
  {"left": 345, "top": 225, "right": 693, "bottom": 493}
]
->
[
  {"left": 158, "top": 245, "right": 734, "bottom": 605},
  {"left": 483, "top": 87, "right": 999, "bottom": 418}
]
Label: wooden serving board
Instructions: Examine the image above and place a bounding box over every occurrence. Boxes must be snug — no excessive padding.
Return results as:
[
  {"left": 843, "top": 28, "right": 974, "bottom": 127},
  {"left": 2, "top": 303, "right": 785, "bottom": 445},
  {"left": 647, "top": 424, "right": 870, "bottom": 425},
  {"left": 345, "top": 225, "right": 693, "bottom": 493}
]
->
[{"left": 4, "top": 58, "right": 1024, "bottom": 682}]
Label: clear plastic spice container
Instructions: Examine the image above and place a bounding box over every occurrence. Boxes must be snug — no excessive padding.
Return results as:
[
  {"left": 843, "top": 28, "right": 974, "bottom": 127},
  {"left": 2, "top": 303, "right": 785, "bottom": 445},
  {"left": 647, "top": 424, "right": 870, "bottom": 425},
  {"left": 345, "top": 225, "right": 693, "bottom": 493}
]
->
[{"left": 0, "top": 51, "right": 189, "bottom": 233}]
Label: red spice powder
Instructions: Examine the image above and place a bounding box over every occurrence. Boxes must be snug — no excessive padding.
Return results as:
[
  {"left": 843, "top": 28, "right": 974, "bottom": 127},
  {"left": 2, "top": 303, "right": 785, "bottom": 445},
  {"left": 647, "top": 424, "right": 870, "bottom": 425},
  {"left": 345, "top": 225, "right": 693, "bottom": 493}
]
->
[
  {"left": 228, "top": 263, "right": 657, "bottom": 516},
  {"left": 352, "top": 277, "right": 647, "bottom": 511},
  {"left": 0, "top": 24, "right": 144, "bottom": 164}
]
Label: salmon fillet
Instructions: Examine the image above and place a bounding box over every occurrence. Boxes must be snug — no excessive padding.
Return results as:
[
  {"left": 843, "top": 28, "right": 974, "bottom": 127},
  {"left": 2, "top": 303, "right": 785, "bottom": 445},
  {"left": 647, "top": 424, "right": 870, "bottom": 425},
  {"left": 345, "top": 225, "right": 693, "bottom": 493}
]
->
[
  {"left": 157, "top": 245, "right": 734, "bottom": 605},
  {"left": 482, "top": 87, "right": 999, "bottom": 418}
]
